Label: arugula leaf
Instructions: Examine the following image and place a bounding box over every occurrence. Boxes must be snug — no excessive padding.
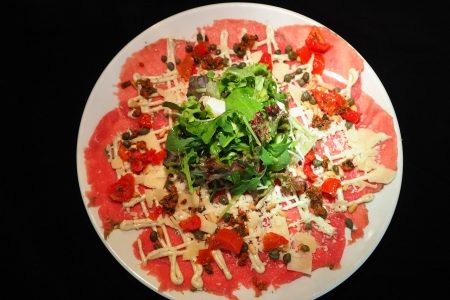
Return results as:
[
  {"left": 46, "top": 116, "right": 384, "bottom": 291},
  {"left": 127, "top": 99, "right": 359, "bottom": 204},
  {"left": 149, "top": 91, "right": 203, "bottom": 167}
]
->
[
  {"left": 225, "top": 87, "right": 263, "bottom": 120},
  {"left": 182, "top": 150, "right": 197, "bottom": 192},
  {"left": 290, "top": 116, "right": 318, "bottom": 156},
  {"left": 260, "top": 137, "right": 292, "bottom": 172},
  {"left": 166, "top": 129, "right": 196, "bottom": 152},
  {"left": 162, "top": 101, "right": 182, "bottom": 111}
]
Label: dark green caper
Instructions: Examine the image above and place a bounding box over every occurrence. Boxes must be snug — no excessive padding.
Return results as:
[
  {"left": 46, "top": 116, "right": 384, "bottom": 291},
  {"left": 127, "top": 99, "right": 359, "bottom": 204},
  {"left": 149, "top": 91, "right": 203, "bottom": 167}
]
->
[
  {"left": 167, "top": 62, "right": 175, "bottom": 71},
  {"left": 238, "top": 62, "right": 246, "bottom": 69},
  {"left": 153, "top": 242, "right": 162, "bottom": 249},
  {"left": 333, "top": 87, "right": 341, "bottom": 93},
  {"left": 138, "top": 127, "right": 150, "bottom": 135},
  {"left": 309, "top": 96, "right": 317, "bottom": 105},
  {"left": 204, "top": 263, "right": 213, "bottom": 274},
  {"left": 240, "top": 242, "right": 249, "bottom": 253},
  {"left": 300, "top": 244, "right": 310, "bottom": 252},
  {"left": 122, "top": 140, "right": 131, "bottom": 148},
  {"left": 274, "top": 49, "right": 282, "bottom": 55},
  {"left": 185, "top": 44, "right": 193, "bottom": 52},
  {"left": 312, "top": 159, "right": 322, "bottom": 167},
  {"left": 215, "top": 49, "right": 221, "bottom": 55},
  {"left": 347, "top": 97, "right": 355, "bottom": 106},
  {"left": 219, "top": 196, "right": 229, "bottom": 205},
  {"left": 285, "top": 45, "right": 292, "bottom": 53},
  {"left": 161, "top": 55, "right": 168, "bottom": 63},
  {"left": 295, "top": 68, "right": 303, "bottom": 75},
  {"left": 345, "top": 218, "right": 354, "bottom": 230},
  {"left": 332, "top": 165, "right": 340, "bottom": 175},
  {"left": 196, "top": 33, "right": 203, "bottom": 41},
  {"left": 122, "top": 131, "right": 131, "bottom": 140},
  {"left": 237, "top": 50, "right": 246, "bottom": 58},
  {"left": 288, "top": 51, "right": 297, "bottom": 61},
  {"left": 302, "top": 72, "right": 310, "bottom": 83},
  {"left": 175, "top": 58, "right": 181, "bottom": 65},
  {"left": 345, "top": 121, "right": 353, "bottom": 129},
  {"left": 283, "top": 253, "right": 291, "bottom": 264},
  {"left": 208, "top": 44, "right": 217, "bottom": 51},
  {"left": 305, "top": 222, "right": 312, "bottom": 231},
  {"left": 268, "top": 249, "right": 280, "bottom": 260},
  {"left": 204, "top": 35, "right": 209, "bottom": 42},
  {"left": 223, "top": 213, "right": 231, "bottom": 222},
  {"left": 193, "top": 230, "right": 205, "bottom": 240},
  {"left": 150, "top": 230, "right": 159, "bottom": 242},
  {"left": 301, "top": 91, "right": 311, "bottom": 102},
  {"left": 297, "top": 79, "right": 305, "bottom": 86},
  {"left": 284, "top": 74, "right": 293, "bottom": 82}
]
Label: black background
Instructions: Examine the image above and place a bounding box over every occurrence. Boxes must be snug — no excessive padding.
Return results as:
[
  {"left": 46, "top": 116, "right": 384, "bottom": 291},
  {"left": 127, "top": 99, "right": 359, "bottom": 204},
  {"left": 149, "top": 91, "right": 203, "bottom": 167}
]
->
[{"left": 7, "top": 0, "right": 449, "bottom": 299}]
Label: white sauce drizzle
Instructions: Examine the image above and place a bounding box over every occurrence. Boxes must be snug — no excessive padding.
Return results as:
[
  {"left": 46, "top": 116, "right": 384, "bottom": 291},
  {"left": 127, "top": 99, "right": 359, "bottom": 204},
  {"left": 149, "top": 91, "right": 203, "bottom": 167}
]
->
[{"left": 211, "top": 250, "right": 232, "bottom": 280}]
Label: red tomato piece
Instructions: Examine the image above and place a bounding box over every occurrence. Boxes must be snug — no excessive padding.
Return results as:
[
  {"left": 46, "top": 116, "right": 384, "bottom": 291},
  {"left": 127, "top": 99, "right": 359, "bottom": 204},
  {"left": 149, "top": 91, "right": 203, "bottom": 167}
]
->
[
  {"left": 177, "top": 55, "right": 195, "bottom": 81},
  {"left": 341, "top": 108, "right": 361, "bottom": 124},
  {"left": 108, "top": 173, "right": 135, "bottom": 202},
  {"left": 209, "top": 228, "right": 244, "bottom": 254},
  {"left": 321, "top": 178, "right": 341, "bottom": 198},
  {"left": 305, "top": 26, "right": 331, "bottom": 53},
  {"left": 312, "top": 89, "right": 347, "bottom": 115},
  {"left": 312, "top": 53, "right": 325, "bottom": 75},
  {"left": 304, "top": 149, "right": 316, "bottom": 164},
  {"left": 263, "top": 232, "right": 289, "bottom": 252},
  {"left": 303, "top": 163, "right": 318, "bottom": 181},
  {"left": 118, "top": 143, "right": 129, "bottom": 161},
  {"left": 179, "top": 214, "right": 202, "bottom": 232},
  {"left": 142, "top": 149, "right": 166, "bottom": 165},
  {"left": 128, "top": 150, "right": 145, "bottom": 173},
  {"left": 193, "top": 41, "right": 209, "bottom": 58},
  {"left": 296, "top": 46, "right": 312, "bottom": 64},
  {"left": 259, "top": 52, "right": 273, "bottom": 70},
  {"left": 196, "top": 249, "right": 213, "bottom": 265},
  {"left": 138, "top": 113, "right": 152, "bottom": 128}
]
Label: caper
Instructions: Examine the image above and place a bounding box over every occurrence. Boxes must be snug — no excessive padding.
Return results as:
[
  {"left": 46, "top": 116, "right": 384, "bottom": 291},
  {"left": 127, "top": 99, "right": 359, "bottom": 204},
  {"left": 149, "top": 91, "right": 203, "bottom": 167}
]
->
[
  {"left": 332, "top": 165, "right": 340, "bottom": 175},
  {"left": 274, "top": 49, "right": 282, "bottom": 55},
  {"left": 122, "top": 140, "right": 131, "bottom": 148},
  {"left": 223, "top": 213, "right": 231, "bottom": 223},
  {"left": 237, "top": 50, "right": 246, "bottom": 58},
  {"left": 122, "top": 131, "right": 131, "bottom": 140},
  {"left": 150, "top": 230, "right": 159, "bottom": 242},
  {"left": 333, "top": 87, "right": 341, "bottom": 93},
  {"left": 345, "top": 121, "right": 353, "bottom": 129},
  {"left": 309, "top": 96, "right": 317, "bottom": 105},
  {"left": 288, "top": 51, "right": 297, "bottom": 61},
  {"left": 347, "top": 97, "right": 355, "bottom": 106},
  {"left": 297, "top": 79, "right": 305, "bottom": 86},
  {"left": 295, "top": 68, "right": 303, "bottom": 74},
  {"left": 284, "top": 74, "right": 293, "bottom": 82},
  {"left": 196, "top": 33, "right": 203, "bottom": 41},
  {"left": 175, "top": 58, "right": 181, "bottom": 65},
  {"left": 185, "top": 44, "right": 193, "bottom": 52},
  {"left": 302, "top": 72, "right": 310, "bottom": 83},
  {"left": 208, "top": 44, "right": 217, "bottom": 51},
  {"left": 167, "top": 62, "right": 175, "bottom": 71},
  {"left": 238, "top": 62, "right": 246, "bottom": 69},
  {"left": 283, "top": 253, "right": 291, "bottom": 264},
  {"left": 215, "top": 49, "right": 221, "bottom": 55},
  {"left": 193, "top": 230, "right": 205, "bottom": 240},
  {"left": 204, "top": 263, "right": 213, "bottom": 274},
  {"left": 301, "top": 91, "right": 311, "bottom": 102},
  {"left": 240, "top": 242, "right": 249, "bottom": 253},
  {"left": 305, "top": 222, "right": 312, "bottom": 231},
  {"left": 219, "top": 196, "right": 229, "bottom": 205},
  {"left": 204, "top": 35, "right": 209, "bottom": 42},
  {"left": 153, "top": 242, "right": 162, "bottom": 249},
  {"left": 285, "top": 45, "right": 292, "bottom": 53},
  {"left": 300, "top": 244, "right": 310, "bottom": 252},
  {"left": 161, "top": 55, "right": 168, "bottom": 63},
  {"left": 138, "top": 127, "right": 150, "bottom": 135},
  {"left": 345, "top": 218, "right": 354, "bottom": 230},
  {"left": 268, "top": 249, "right": 280, "bottom": 260},
  {"left": 312, "top": 159, "right": 322, "bottom": 167}
]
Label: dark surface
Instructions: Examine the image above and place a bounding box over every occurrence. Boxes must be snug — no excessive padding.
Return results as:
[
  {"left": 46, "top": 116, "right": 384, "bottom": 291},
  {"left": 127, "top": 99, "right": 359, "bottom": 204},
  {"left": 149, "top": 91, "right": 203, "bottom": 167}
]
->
[{"left": 8, "top": 0, "right": 448, "bottom": 299}]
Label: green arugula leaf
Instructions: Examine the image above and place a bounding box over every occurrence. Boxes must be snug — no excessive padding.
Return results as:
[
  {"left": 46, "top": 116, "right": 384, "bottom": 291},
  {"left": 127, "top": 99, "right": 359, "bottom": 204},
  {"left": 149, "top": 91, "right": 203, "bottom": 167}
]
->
[
  {"left": 225, "top": 87, "right": 263, "bottom": 120},
  {"left": 166, "top": 129, "right": 196, "bottom": 152},
  {"left": 162, "top": 101, "right": 182, "bottom": 111}
]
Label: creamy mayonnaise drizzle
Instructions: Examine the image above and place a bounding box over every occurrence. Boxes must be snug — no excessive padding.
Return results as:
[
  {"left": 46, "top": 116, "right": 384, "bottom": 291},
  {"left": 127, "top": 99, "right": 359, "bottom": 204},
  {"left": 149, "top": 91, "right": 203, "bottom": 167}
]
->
[
  {"left": 249, "top": 252, "right": 265, "bottom": 273},
  {"left": 119, "top": 218, "right": 159, "bottom": 231},
  {"left": 211, "top": 250, "right": 232, "bottom": 280}
]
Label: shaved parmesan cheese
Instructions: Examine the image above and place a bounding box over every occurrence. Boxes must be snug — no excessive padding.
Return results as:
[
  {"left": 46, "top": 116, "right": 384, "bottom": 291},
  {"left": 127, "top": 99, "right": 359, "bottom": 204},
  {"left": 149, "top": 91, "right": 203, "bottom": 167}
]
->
[
  {"left": 269, "top": 215, "right": 290, "bottom": 240},
  {"left": 111, "top": 157, "right": 123, "bottom": 169},
  {"left": 272, "top": 62, "right": 290, "bottom": 83},
  {"left": 133, "top": 131, "right": 161, "bottom": 151},
  {"left": 182, "top": 241, "right": 207, "bottom": 261},
  {"left": 249, "top": 50, "right": 263, "bottom": 64},
  {"left": 287, "top": 250, "right": 312, "bottom": 274},
  {"left": 201, "top": 96, "right": 226, "bottom": 117},
  {"left": 288, "top": 83, "right": 303, "bottom": 106},
  {"left": 365, "top": 165, "right": 396, "bottom": 184},
  {"left": 199, "top": 214, "right": 217, "bottom": 234},
  {"left": 293, "top": 232, "right": 317, "bottom": 253}
]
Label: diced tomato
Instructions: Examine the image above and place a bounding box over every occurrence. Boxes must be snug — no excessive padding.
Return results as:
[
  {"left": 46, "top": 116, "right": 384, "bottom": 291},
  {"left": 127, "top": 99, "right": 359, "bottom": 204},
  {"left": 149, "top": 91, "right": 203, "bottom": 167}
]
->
[
  {"left": 118, "top": 143, "right": 130, "bottom": 161},
  {"left": 138, "top": 113, "right": 152, "bottom": 128},
  {"left": 259, "top": 52, "right": 273, "bottom": 70},
  {"left": 303, "top": 163, "right": 318, "bottom": 181},
  {"left": 304, "top": 149, "right": 316, "bottom": 164},
  {"left": 263, "top": 232, "right": 289, "bottom": 252},
  {"left": 321, "top": 178, "right": 341, "bottom": 198},
  {"left": 312, "top": 53, "right": 325, "bottom": 75},
  {"left": 305, "top": 26, "right": 331, "bottom": 53},
  {"left": 312, "top": 89, "right": 347, "bottom": 115},
  {"left": 341, "top": 108, "right": 361, "bottom": 124},
  {"left": 128, "top": 150, "right": 145, "bottom": 173},
  {"left": 143, "top": 149, "right": 166, "bottom": 165},
  {"left": 196, "top": 249, "right": 213, "bottom": 265},
  {"left": 108, "top": 173, "right": 135, "bottom": 202},
  {"left": 209, "top": 228, "right": 244, "bottom": 254},
  {"left": 193, "top": 41, "right": 209, "bottom": 58},
  {"left": 177, "top": 55, "right": 195, "bottom": 81},
  {"left": 148, "top": 205, "right": 163, "bottom": 221},
  {"left": 179, "top": 214, "right": 202, "bottom": 232},
  {"left": 296, "top": 46, "right": 312, "bottom": 64}
]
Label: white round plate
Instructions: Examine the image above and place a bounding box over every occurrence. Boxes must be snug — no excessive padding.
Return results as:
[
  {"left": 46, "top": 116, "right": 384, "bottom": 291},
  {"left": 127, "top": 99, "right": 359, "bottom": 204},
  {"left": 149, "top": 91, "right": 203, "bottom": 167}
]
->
[{"left": 77, "top": 3, "right": 403, "bottom": 300}]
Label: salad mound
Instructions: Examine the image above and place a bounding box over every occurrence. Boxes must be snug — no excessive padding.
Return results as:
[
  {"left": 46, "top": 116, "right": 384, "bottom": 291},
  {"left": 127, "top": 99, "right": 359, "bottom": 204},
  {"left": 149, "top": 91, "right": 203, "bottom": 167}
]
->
[{"left": 84, "top": 18, "right": 397, "bottom": 299}]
